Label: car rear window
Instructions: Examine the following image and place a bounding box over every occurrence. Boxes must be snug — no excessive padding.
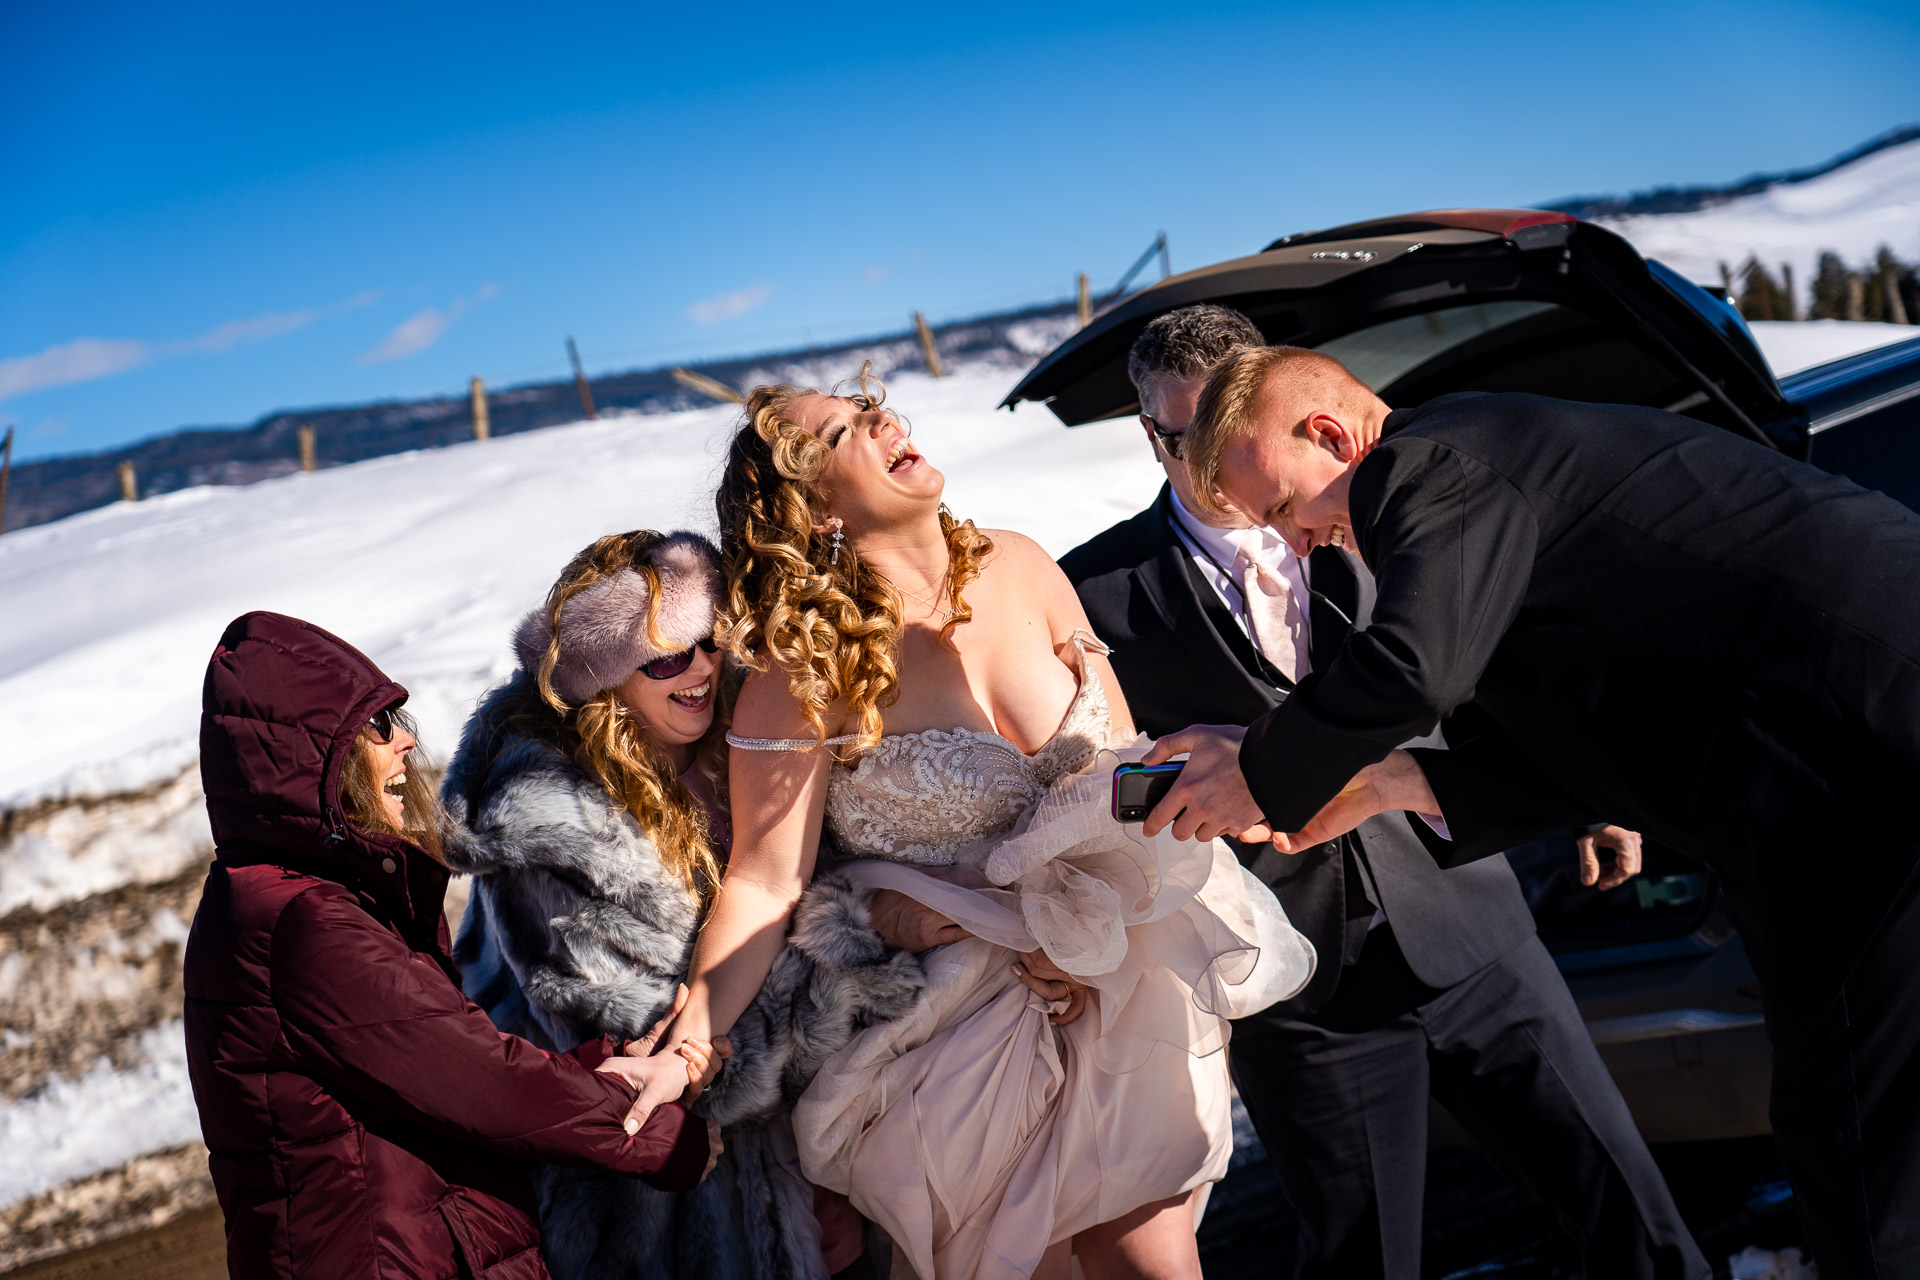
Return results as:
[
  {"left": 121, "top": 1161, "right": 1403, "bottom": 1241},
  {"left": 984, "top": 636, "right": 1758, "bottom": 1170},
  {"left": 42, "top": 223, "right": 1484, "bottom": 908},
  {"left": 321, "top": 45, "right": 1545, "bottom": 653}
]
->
[{"left": 1314, "top": 301, "right": 1559, "bottom": 390}]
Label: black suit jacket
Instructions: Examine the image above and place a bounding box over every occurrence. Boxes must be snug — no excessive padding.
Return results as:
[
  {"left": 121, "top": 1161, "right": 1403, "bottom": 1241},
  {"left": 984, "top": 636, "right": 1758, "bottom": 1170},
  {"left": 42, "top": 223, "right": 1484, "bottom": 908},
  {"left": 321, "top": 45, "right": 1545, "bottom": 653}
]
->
[
  {"left": 1241, "top": 392, "right": 1920, "bottom": 1031},
  {"left": 1061, "top": 486, "right": 1535, "bottom": 1012}
]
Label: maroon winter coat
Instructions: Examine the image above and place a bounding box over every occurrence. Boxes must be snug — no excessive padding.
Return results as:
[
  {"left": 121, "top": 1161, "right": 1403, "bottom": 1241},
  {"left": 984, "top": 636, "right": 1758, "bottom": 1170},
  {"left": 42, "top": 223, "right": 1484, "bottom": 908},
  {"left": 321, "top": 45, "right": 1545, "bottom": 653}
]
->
[{"left": 184, "top": 611, "right": 708, "bottom": 1279}]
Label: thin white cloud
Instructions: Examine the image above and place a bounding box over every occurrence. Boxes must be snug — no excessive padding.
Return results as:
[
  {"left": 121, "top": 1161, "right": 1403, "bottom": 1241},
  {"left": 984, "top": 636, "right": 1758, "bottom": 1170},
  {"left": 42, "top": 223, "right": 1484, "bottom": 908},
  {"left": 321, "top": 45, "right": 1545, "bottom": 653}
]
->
[
  {"left": 0, "top": 292, "right": 383, "bottom": 403},
  {"left": 170, "top": 310, "right": 316, "bottom": 354},
  {"left": 357, "top": 285, "right": 497, "bottom": 365},
  {"left": 862, "top": 265, "right": 891, "bottom": 285},
  {"left": 688, "top": 283, "right": 774, "bottom": 326},
  {"left": 0, "top": 338, "right": 151, "bottom": 400}
]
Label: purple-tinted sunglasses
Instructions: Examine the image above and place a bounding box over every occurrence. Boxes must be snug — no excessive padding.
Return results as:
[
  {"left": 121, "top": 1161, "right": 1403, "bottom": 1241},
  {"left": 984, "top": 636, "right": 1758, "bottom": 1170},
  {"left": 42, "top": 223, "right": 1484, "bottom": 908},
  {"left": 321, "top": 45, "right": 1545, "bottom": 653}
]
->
[{"left": 639, "top": 637, "right": 718, "bottom": 681}]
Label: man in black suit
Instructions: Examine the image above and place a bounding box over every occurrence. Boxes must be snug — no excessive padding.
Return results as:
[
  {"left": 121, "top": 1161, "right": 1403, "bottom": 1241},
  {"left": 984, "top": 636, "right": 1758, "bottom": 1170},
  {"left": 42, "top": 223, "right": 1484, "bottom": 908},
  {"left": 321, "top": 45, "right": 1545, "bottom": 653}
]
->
[
  {"left": 1155, "top": 344, "right": 1920, "bottom": 1277},
  {"left": 1060, "top": 307, "right": 1704, "bottom": 1279}
]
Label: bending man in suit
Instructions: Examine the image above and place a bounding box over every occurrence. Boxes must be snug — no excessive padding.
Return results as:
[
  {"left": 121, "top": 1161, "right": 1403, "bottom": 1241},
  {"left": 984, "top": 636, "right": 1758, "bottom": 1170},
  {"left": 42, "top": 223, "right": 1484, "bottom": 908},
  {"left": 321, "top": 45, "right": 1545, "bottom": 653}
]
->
[
  {"left": 1061, "top": 307, "right": 1703, "bottom": 1280},
  {"left": 1151, "top": 343, "right": 1920, "bottom": 1278}
]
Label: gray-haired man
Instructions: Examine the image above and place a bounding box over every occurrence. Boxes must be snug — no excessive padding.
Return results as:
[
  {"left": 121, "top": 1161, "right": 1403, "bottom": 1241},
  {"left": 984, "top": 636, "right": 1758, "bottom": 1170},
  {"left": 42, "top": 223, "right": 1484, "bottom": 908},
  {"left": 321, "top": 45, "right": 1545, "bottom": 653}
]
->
[{"left": 1058, "top": 305, "right": 1703, "bottom": 1279}]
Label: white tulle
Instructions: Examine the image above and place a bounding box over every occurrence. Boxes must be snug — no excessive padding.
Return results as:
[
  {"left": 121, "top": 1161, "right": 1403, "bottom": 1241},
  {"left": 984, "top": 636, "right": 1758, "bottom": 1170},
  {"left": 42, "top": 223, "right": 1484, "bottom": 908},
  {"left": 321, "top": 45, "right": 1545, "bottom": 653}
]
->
[{"left": 792, "top": 741, "right": 1314, "bottom": 1278}]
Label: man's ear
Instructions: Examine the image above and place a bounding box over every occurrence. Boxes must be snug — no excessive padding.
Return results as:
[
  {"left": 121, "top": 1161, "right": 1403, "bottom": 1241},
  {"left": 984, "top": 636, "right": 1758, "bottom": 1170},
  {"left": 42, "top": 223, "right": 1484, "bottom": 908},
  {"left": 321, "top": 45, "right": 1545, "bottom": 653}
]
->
[{"left": 1306, "top": 411, "right": 1358, "bottom": 461}]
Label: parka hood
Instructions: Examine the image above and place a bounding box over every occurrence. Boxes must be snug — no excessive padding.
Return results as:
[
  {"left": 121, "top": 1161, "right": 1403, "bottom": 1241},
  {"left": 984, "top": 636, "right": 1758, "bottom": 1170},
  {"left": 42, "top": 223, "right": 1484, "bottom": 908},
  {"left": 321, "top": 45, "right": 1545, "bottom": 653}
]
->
[{"left": 200, "top": 611, "right": 435, "bottom": 927}]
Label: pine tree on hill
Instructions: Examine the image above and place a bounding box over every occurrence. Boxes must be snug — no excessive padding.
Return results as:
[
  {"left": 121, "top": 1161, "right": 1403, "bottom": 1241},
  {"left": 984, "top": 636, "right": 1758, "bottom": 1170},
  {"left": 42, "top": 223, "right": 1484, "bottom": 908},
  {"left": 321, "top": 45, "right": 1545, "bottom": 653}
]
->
[
  {"left": 1809, "top": 252, "right": 1853, "bottom": 321},
  {"left": 1737, "top": 257, "right": 1791, "bottom": 322}
]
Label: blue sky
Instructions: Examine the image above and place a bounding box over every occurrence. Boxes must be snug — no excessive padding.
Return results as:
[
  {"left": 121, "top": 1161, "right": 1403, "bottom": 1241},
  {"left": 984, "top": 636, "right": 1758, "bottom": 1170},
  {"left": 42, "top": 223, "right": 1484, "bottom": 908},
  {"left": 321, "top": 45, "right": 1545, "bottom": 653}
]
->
[{"left": 2, "top": 1, "right": 1916, "bottom": 462}]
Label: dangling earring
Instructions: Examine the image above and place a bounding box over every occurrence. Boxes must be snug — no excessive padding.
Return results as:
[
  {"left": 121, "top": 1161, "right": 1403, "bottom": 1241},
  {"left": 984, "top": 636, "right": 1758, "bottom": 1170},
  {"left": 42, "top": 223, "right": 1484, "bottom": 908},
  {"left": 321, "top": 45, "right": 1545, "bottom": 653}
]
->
[
  {"left": 1330, "top": 525, "right": 1348, "bottom": 549},
  {"left": 826, "top": 518, "right": 845, "bottom": 565}
]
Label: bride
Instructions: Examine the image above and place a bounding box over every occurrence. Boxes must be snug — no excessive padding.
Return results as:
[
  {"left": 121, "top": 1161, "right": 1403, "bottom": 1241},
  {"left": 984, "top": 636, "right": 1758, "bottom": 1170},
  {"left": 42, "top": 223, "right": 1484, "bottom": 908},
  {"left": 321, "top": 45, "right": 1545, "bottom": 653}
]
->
[{"left": 668, "top": 372, "right": 1315, "bottom": 1279}]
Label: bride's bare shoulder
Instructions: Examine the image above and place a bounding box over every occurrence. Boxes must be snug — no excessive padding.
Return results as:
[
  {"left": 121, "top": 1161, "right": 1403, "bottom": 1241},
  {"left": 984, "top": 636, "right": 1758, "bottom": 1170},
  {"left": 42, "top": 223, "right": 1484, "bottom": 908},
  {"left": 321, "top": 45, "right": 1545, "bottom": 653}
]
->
[
  {"left": 978, "top": 528, "right": 1054, "bottom": 573},
  {"left": 976, "top": 528, "right": 1079, "bottom": 602}
]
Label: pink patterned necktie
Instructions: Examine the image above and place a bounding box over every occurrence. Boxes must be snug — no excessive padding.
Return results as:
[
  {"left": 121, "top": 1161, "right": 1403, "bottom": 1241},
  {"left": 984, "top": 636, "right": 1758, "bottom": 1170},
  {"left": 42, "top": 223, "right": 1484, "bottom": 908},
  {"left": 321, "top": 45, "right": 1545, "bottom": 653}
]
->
[{"left": 1229, "top": 529, "right": 1308, "bottom": 684}]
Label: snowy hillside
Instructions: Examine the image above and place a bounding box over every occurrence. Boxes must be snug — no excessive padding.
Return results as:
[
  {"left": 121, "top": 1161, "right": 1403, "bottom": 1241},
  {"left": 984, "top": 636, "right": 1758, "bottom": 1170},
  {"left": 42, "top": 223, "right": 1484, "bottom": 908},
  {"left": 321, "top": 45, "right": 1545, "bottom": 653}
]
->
[
  {"left": 1601, "top": 136, "right": 1920, "bottom": 291},
  {"left": 0, "top": 370, "right": 1160, "bottom": 895}
]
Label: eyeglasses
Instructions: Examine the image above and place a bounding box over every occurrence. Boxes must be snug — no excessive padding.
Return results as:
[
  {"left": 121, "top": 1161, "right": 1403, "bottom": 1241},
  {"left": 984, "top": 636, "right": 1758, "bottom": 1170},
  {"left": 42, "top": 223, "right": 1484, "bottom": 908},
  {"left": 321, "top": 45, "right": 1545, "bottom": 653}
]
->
[
  {"left": 639, "top": 637, "right": 718, "bottom": 681},
  {"left": 1142, "top": 413, "right": 1187, "bottom": 461},
  {"left": 366, "top": 703, "right": 402, "bottom": 744}
]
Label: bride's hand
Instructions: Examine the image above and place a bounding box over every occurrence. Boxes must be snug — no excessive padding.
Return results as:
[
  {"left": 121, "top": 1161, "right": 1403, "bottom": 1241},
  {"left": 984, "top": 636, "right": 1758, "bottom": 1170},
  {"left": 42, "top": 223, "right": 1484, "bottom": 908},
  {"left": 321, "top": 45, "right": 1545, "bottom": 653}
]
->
[
  {"left": 1013, "top": 950, "right": 1089, "bottom": 1026},
  {"left": 869, "top": 889, "right": 970, "bottom": 952}
]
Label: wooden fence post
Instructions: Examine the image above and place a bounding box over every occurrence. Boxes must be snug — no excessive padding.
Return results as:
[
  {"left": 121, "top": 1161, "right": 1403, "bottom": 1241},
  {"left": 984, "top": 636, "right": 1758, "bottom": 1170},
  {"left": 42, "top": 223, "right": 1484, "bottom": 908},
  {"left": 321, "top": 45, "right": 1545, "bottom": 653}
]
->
[
  {"left": 1718, "top": 261, "right": 1735, "bottom": 305},
  {"left": 298, "top": 425, "right": 316, "bottom": 472},
  {"left": 913, "top": 312, "right": 946, "bottom": 378},
  {"left": 118, "top": 460, "right": 138, "bottom": 502},
  {"left": 1077, "top": 274, "right": 1092, "bottom": 328},
  {"left": 1887, "top": 266, "right": 1911, "bottom": 326},
  {"left": 671, "top": 367, "right": 746, "bottom": 403},
  {"left": 470, "top": 377, "right": 491, "bottom": 440},
  {"left": 1783, "top": 263, "right": 1801, "bottom": 321},
  {"left": 1848, "top": 275, "right": 1866, "bottom": 322},
  {"left": 0, "top": 425, "right": 13, "bottom": 534},
  {"left": 566, "top": 338, "right": 598, "bottom": 420}
]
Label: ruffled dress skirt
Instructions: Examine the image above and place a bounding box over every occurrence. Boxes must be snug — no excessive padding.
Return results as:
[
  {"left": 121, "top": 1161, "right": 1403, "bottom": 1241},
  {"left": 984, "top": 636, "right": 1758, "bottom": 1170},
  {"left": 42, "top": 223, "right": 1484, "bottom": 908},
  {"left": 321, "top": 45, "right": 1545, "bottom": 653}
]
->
[{"left": 791, "top": 742, "right": 1315, "bottom": 1279}]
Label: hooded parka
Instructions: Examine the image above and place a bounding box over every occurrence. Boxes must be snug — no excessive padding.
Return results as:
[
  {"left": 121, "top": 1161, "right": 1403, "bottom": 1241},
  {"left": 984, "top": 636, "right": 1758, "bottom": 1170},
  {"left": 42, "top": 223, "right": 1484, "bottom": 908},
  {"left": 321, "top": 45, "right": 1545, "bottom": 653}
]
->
[{"left": 184, "top": 612, "right": 709, "bottom": 1280}]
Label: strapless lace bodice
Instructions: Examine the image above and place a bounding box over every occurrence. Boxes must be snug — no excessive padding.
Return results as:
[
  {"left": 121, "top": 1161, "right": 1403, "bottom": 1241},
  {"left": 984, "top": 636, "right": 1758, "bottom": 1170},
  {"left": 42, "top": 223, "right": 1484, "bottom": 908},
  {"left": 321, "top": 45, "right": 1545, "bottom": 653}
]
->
[
  {"left": 729, "top": 632, "right": 1114, "bottom": 867},
  {"left": 824, "top": 652, "right": 1111, "bottom": 866}
]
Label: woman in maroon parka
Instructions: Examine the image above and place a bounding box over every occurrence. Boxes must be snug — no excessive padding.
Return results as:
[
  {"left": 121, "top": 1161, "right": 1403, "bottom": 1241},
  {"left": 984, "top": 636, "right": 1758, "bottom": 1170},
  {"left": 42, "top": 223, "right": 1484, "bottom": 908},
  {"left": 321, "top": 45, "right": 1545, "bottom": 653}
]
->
[{"left": 184, "top": 611, "right": 714, "bottom": 1280}]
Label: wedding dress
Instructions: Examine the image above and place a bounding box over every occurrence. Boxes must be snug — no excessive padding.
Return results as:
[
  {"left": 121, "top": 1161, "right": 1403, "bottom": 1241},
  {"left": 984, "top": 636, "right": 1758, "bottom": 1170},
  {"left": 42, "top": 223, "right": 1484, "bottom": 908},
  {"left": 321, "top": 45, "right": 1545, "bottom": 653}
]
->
[{"left": 729, "top": 632, "right": 1314, "bottom": 1279}]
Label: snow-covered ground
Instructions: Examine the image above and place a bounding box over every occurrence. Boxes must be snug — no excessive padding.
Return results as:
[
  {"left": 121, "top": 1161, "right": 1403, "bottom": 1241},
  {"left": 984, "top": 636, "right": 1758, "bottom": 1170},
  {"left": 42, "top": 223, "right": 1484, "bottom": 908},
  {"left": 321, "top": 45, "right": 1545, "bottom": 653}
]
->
[
  {"left": 1750, "top": 319, "right": 1917, "bottom": 375},
  {"left": 1602, "top": 136, "right": 1920, "bottom": 292},
  {"left": 0, "top": 369, "right": 1163, "bottom": 866}
]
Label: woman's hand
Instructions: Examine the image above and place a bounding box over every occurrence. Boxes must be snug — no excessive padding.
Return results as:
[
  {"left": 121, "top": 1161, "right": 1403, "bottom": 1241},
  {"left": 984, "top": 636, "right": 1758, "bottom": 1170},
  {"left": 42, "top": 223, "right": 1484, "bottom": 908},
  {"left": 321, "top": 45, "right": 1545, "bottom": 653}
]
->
[
  {"left": 870, "top": 889, "right": 971, "bottom": 952},
  {"left": 1013, "top": 949, "right": 1089, "bottom": 1027},
  {"left": 596, "top": 1048, "right": 708, "bottom": 1135},
  {"left": 673, "top": 1034, "right": 731, "bottom": 1100}
]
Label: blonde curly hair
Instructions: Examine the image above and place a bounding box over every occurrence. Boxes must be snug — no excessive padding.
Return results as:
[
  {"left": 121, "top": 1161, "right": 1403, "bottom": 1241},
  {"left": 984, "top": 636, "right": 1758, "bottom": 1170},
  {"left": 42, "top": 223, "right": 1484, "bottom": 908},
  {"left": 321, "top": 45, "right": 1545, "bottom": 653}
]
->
[
  {"left": 715, "top": 367, "right": 992, "bottom": 753},
  {"left": 495, "top": 531, "right": 733, "bottom": 900}
]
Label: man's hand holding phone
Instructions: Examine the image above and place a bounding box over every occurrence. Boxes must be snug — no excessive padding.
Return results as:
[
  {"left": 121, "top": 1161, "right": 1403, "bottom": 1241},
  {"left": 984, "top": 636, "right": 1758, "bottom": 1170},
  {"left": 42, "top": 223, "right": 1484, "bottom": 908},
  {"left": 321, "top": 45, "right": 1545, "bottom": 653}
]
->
[{"left": 1131, "top": 725, "right": 1275, "bottom": 844}]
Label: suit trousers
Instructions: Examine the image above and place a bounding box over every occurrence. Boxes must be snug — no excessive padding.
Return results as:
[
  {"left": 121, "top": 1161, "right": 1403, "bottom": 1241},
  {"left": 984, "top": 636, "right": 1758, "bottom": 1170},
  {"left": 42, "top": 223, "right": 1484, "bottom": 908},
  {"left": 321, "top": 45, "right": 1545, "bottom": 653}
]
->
[
  {"left": 1768, "top": 860, "right": 1920, "bottom": 1279},
  {"left": 1227, "top": 927, "right": 1705, "bottom": 1280}
]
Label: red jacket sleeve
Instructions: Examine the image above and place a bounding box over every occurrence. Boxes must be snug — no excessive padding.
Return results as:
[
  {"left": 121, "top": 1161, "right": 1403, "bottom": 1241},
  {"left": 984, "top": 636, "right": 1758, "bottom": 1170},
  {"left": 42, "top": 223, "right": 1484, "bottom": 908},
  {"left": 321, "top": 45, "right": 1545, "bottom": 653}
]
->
[{"left": 268, "top": 884, "right": 707, "bottom": 1190}]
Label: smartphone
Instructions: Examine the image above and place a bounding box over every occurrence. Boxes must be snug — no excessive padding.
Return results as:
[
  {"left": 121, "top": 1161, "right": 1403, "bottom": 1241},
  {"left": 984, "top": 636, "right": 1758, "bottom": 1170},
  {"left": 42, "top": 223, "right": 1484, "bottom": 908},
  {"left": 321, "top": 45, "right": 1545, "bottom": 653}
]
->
[{"left": 1112, "top": 761, "right": 1184, "bottom": 823}]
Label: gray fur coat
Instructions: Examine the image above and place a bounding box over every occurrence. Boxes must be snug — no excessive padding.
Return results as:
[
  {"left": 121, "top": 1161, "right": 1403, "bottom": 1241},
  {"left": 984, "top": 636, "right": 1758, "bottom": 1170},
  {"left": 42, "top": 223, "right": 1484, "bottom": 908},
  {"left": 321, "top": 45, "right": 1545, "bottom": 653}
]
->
[{"left": 444, "top": 676, "right": 925, "bottom": 1280}]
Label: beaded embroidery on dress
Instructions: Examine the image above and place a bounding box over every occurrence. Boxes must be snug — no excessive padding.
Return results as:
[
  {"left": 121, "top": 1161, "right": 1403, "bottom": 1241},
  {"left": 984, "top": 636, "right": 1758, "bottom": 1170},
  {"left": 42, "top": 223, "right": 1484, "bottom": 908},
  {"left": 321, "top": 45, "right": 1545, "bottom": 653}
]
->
[{"left": 822, "top": 632, "right": 1109, "bottom": 866}]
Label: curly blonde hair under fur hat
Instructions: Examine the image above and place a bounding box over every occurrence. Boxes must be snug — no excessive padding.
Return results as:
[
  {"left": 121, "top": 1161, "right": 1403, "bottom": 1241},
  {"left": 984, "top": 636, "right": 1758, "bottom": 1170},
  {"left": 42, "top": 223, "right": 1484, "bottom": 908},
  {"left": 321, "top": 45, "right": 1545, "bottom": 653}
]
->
[
  {"left": 714, "top": 368, "right": 992, "bottom": 754},
  {"left": 499, "top": 530, "right": 732, "bottom": 899}
]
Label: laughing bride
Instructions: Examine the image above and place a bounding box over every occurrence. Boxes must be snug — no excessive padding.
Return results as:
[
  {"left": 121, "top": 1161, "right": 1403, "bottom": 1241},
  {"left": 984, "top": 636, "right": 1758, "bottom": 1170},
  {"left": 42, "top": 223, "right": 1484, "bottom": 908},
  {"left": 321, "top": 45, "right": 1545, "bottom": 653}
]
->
[{"left": 667, "top": 372, "right": 1314, "bottom": 1279}]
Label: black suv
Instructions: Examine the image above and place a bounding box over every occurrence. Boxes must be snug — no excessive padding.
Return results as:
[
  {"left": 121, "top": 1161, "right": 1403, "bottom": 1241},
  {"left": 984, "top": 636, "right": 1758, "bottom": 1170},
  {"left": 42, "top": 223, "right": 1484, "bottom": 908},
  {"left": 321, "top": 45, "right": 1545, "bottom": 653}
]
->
[{"left": 1005, "top": 209, "right": 1920, "bottom": 1142}]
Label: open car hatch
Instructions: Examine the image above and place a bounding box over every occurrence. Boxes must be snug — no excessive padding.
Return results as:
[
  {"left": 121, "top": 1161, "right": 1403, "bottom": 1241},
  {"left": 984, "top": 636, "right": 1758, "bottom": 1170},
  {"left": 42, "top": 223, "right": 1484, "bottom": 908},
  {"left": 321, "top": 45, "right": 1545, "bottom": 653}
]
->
[{"left": 1002, "top": 210, "right": 1807, "bottom": 455}]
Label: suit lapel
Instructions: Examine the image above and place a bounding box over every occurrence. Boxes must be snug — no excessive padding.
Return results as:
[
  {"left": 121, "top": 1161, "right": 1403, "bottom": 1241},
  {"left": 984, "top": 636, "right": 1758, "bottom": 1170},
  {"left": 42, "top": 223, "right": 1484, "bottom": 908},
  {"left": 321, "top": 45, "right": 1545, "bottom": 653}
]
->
[
  {"left": 1307, "top": 546, "right": 1359, "bottom": 673},
  {"left": 1133, "top": 488, "right": 1291, "bottom": 701}
]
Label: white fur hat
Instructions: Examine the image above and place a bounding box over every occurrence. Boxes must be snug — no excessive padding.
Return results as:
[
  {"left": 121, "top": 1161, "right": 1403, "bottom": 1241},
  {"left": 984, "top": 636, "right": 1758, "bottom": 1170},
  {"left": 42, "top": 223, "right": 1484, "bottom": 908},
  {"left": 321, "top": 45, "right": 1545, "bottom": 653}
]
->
[{"left": 513, "top": 532, "right": 721, "bottom": 704}]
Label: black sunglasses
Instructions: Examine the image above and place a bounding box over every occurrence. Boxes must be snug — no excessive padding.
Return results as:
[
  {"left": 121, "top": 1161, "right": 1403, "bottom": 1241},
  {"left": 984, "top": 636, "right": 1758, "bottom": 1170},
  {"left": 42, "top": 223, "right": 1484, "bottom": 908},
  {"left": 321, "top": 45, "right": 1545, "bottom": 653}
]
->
[
  {"left": 366, "top": 703, "right": 403, "bottom": 744},
  {"left": 1142, "top": 413, "right": 1187, "bottom": 461},
  {"left": 639, "top": 637, "right": 718, "bottom": 681}
]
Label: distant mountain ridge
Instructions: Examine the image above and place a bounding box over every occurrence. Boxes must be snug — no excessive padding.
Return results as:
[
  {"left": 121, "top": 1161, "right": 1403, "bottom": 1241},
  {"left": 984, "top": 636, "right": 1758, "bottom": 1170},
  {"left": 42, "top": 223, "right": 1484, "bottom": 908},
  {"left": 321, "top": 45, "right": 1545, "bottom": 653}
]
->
[
  {"left": 1547, "top": 124, "right": 1920, "bottom": 219},
  {"left": 0, "top": 304, "right": 1077, "bottom": 535}
]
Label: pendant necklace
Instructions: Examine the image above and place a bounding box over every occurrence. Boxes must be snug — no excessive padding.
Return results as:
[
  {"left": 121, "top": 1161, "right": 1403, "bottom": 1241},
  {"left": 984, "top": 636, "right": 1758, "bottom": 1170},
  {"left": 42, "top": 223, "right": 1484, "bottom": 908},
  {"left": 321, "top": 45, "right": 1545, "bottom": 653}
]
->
[{"left": 895, "top": 574, "right": 958, "bottom": 622}]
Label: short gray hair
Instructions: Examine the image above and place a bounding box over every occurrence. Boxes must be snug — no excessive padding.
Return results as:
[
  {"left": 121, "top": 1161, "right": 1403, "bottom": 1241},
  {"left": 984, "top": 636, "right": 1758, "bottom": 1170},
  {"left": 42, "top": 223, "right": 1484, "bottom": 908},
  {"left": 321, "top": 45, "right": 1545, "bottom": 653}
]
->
[{"left": 1126, "top": 305, "right": 1265, "bottom": 407}]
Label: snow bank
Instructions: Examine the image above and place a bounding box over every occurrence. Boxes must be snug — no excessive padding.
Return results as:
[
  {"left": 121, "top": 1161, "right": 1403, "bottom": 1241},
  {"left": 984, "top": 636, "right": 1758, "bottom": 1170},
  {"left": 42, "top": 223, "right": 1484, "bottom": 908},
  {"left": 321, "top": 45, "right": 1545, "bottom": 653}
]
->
[
  {"left": 1749, "top": 319, "right": 1918, "bottom": 376},
  {"left": 1603, "top": 137, "right": 1920, "bottom": 289},
  {"left": 0, "top": 368, "right": 1162, "bottom": 815},
  {"left": 0, "top": 1022, "right": 199, "bottom": 1209}
]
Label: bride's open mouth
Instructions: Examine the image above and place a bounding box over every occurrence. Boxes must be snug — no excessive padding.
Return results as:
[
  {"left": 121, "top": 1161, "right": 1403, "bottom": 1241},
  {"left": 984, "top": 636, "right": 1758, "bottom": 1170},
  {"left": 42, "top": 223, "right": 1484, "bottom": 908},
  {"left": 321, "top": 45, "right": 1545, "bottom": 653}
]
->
[
  {"left": 383, "top": 769, "right": 406, "bottom": 799},
  {"left": 884, "top": 438, "right": 922, "bottom": 474},
  {"left": 669, "top": 682, "right": 712, "bottom": 713}
]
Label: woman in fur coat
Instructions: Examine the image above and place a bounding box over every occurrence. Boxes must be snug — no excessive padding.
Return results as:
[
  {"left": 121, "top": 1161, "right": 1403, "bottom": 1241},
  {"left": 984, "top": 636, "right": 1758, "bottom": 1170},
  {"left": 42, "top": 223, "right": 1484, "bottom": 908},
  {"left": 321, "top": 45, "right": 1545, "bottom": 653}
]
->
[{"left": 444, "top": 530, "right": 924, "bottom": 1280}]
